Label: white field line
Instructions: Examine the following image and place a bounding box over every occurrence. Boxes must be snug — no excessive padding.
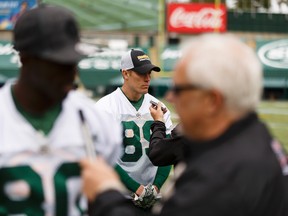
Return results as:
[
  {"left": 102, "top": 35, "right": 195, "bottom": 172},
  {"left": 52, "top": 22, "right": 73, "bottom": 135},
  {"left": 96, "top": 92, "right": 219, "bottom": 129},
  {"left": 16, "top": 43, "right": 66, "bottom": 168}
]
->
[
  {"left": 268, "top": 123, "right": 288, "bottom": 128},
  {"left": 171, "top": 109, "right": 288, "bottom": 120},
  {"left": 256, "top": 107, "right": 288, "bottom": 128},
  {"left": 171, "top": 109, "right": 288, "bottom": 128},
  {"left": 260, "top": 101, "right": 288, "bottom": 108},
  {"left": 257, "top": 108, "right": 288, "bottom": 115}
]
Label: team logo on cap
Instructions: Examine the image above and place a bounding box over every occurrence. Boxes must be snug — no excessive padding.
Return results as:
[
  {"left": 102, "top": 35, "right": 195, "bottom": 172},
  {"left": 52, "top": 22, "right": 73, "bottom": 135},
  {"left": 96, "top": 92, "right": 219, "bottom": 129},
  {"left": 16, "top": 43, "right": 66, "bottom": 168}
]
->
[{"left": 137, "top": 54, "right": 150, "bottom": 61}]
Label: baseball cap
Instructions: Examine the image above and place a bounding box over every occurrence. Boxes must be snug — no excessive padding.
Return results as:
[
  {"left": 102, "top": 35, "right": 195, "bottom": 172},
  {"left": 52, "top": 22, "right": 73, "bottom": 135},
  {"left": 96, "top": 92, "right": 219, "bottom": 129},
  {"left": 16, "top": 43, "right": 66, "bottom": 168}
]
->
[
  {"left": 120, "top": 49, "right": 161, "bottom": 74},
  {"left": 13, "top": 4, "right": 85, "bottom": 64}
]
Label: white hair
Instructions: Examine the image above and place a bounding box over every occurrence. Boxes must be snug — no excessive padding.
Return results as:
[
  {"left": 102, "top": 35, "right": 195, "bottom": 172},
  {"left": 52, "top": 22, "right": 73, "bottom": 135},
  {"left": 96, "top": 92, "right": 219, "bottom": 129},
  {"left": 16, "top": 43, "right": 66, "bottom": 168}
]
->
[{"left": 181, "top": 33, "right": 263, "bottom": 114}]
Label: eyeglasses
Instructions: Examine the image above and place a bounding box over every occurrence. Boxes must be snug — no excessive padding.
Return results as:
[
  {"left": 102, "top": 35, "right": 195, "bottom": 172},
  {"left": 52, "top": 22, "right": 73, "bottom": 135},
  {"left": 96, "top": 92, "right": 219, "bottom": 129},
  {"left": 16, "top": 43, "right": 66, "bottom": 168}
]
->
[{"left": 170, "top": 84, "right": 204, "bottom": 95}]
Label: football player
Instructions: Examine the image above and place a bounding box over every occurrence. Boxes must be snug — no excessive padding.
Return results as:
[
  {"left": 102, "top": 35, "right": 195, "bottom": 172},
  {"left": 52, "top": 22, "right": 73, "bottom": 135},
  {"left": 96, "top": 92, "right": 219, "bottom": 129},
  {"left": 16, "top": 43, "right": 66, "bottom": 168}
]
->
[
  {"left": 95, "top": 49, "right": 173, "bottom": 211},
  {"left": 0, "top": 4, "right": 122, "bottom": 215}
]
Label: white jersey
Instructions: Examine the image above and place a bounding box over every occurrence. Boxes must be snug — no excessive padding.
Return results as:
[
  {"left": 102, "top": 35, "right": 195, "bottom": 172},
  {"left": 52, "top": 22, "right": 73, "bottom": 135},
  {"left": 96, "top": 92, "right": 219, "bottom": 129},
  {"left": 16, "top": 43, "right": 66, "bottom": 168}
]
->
[
  {"left": 0, "top": 82, "right": 123, "bottom": 216},
  {"left": 95, "top": 87, "right": 173, "bottom": 186}
]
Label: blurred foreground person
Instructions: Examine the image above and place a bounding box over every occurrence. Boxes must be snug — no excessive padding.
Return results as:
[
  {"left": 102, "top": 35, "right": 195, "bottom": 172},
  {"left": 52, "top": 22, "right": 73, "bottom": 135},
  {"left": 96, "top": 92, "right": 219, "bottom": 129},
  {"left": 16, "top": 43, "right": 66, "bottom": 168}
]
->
[
  {"left": 81, "top": 34, "right": 288, "bottom": 216},
  {"left": 0, "top": 4, "right": 122, "bottom": 215}
]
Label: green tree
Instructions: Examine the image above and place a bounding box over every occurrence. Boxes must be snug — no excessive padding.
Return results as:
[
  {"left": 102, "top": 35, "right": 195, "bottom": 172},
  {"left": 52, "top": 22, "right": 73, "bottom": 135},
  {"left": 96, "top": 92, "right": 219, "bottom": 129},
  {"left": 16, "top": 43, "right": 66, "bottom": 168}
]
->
[
  {"left": 237, "top": 0, "right": 270, "bottom": 10},
  {"left": 186, "top": 0, "right": 271, "bottom": 11},
  {"left": 188, "top": 0, "right": 226, "bottom": 2}
]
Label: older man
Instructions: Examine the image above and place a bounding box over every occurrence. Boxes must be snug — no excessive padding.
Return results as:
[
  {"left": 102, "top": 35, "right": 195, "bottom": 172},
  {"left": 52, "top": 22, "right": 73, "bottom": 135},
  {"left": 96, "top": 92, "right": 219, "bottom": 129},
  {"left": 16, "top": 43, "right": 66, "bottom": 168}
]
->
[{"left": 81, "top": 34, "right": 288, "bottom": 216}]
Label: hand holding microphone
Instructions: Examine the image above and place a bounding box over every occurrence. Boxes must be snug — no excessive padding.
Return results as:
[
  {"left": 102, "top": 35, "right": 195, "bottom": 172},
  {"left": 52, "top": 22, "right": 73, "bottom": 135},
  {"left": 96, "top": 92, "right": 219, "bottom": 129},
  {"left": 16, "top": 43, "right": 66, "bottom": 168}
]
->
[{"left": 149, "top": 100, "right": 167, "bottom": 122}]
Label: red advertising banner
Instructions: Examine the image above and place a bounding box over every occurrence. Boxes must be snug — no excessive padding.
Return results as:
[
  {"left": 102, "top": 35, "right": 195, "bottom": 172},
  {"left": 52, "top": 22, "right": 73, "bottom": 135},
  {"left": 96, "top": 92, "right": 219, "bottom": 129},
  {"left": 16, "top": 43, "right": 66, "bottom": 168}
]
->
[{"left": 167, "top": 3, "right": 227, "bottom": 33}]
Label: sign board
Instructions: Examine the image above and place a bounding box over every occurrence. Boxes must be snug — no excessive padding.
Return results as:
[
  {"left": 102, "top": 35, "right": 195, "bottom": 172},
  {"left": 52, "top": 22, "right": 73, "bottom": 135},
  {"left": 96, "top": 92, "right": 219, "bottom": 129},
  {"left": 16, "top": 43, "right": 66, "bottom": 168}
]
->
[
  {"left": 79, "top": 48, "right": 123, "bottom": 71},
  {"left": 256, "top": 39, "right": 288, "bottom": 88},
  {"left": 0, "top": 41, "right": 147, "bottom": 87},
  {"left": 0, "top": 40, "right": 135, "bottom": 71},
  {"left": 257, "top": 39, "right": 288, "bottom": 70},
  {"left": 167, "top": 3, "right": 227, "bottom": 33},
  {"left": 0, "top": 41, "right": 20, "bottom": 69},
  {"left": 0, "top": 0, "right": 38, "bottom": 30},
  {"left": 160, "top": 45, "right": 181, "bottom": 73},
  {"left": 159, "top": 39, "right": 288, "bottom": 88},
  {"left": 1, "top": 39, "right": 287, "bottom": 89}
]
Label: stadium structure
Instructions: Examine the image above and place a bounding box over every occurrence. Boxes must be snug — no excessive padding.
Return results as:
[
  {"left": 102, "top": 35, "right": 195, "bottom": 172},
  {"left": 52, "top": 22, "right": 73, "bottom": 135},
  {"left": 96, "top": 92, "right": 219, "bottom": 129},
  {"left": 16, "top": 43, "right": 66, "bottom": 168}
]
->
[{"left": 0, "top": 0, "right": 288, "bottom": 99}]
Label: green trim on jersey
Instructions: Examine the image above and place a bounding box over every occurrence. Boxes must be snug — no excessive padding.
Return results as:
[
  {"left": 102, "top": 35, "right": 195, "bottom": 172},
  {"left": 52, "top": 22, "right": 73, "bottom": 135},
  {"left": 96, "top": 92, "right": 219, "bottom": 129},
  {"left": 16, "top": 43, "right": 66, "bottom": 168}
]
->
[
  {"left": 120, "top": 88, "right": 144, "bottom": 111},
  {"left": 116, "top": 88, "right": 172, "bottom": 193},
  {"left": 0, "top": 162, "right": 83, "bottom": 215},
  {"left": 153, "top": 165, "right": 172, "bottom": 190},
  {"left": 152, "top": 134, "right": 172, "bottom": 189},
  {"left": 11, "top": 87, "right": 62, "bottom": 135},
  {"left": 129, "top": 95, "right": 144, "bottom": 111},
  {"left": 115, "top": 164, "right": 171, "bottom": 193},
  {"left": 115, "top": 164, "right": 140, "bottom": 193}
]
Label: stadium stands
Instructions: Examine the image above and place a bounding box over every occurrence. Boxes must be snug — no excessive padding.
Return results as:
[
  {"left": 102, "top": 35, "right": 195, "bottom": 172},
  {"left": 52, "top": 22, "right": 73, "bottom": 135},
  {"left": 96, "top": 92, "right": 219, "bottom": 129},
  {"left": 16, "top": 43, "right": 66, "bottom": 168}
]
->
[{"left": 46, "top": 0, "right": 159, "bottom": 31}]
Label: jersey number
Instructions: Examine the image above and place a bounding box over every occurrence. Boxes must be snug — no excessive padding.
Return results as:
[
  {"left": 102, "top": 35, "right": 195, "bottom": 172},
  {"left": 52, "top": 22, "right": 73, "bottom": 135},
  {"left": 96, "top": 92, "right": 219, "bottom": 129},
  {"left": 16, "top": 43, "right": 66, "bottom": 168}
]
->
[
  {"left": 121, "top": 120, "right": 153, "bottom": 162},
  {"left": 0, "top": 162, "right": 83, "bottom": 216}
]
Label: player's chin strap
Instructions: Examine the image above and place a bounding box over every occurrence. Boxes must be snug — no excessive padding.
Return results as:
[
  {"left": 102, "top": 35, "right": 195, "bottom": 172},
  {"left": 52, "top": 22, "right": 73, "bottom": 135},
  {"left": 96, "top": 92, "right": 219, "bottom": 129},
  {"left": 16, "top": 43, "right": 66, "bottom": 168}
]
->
[{"left": 78, "top": 109, "right": 97, "bottom": 160}]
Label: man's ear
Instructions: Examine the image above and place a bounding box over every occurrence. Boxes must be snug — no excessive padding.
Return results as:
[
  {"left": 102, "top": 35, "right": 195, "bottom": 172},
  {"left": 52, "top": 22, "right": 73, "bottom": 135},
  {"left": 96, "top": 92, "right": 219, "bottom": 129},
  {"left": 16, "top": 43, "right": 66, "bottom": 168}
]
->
[
  {"left": 205, "top": 89, "right": 224, "bottom": 116},
  {"left": 122, "top": 70, "right": 130, "bottom": 80}
]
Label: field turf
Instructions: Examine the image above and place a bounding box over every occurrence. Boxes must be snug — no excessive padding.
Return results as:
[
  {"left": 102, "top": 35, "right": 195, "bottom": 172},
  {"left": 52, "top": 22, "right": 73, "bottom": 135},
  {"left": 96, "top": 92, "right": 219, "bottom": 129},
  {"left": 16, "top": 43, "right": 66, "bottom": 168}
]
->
[
  {"left": 163, "top": 100, "right": 288, "bottom": 151},
  {"left": 258, "top": 101, "right": 288, "bottom": 151}
]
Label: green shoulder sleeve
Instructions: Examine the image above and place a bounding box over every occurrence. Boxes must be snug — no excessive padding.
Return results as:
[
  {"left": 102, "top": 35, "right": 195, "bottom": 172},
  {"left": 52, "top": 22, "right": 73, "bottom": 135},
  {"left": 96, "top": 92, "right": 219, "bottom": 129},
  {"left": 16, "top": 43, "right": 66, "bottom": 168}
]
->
[
  {"left": 153, "top": 165, "right": 172, "bottom": 190},
  {"left": 115, "top": 164, "right": 140, "bottom": 193}
]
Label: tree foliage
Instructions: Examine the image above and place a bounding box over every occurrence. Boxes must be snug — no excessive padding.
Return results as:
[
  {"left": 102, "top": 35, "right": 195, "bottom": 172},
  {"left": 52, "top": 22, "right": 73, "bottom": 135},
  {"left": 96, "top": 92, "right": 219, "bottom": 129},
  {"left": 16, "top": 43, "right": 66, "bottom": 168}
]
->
[
  {"left": 187, "top": 0, "right": 271, "bottom": 10},
  {"left": 237, "top": 0, "right": 270, "bottom": 9},
  {"left": 189, "top": 0, "right": 226, "bottom": 3}
]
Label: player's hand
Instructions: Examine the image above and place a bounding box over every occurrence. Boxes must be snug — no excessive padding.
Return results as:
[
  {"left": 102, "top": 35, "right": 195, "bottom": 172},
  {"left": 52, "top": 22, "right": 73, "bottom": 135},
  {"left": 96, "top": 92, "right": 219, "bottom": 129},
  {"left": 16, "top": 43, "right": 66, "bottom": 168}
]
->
[
  {"left": 149, "top": 102, "right": 165, "bottom": 122},
  {"left": 132, "top": 184, "right": 160, "bottom": 209},
  {"left": 136, "top": 185, "right": 145, "bottom": 198},
  {"left": 80, "top": 157, "right": 122, "bottom": 201},
  {"left": 153, "top": 185, "right": 159, "bottom": 194}
]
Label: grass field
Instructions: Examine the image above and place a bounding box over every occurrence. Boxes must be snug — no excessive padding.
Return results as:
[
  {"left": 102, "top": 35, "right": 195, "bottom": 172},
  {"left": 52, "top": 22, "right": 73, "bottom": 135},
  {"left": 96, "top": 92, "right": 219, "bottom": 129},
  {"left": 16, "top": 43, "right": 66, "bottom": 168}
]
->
[
  {"left": 258, "top": 101, "right": 288, "bottom": 151},
  {"left": 162, "top": 100, "right": 288, "bottom": 151}
]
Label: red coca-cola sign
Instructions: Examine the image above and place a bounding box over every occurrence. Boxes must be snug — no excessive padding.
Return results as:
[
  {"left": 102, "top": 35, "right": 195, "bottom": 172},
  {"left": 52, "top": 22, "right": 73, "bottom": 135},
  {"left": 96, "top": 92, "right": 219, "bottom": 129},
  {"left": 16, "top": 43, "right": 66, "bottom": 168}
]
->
[{"left": 167, "top": 3, "right": 227, "bottom": 33}]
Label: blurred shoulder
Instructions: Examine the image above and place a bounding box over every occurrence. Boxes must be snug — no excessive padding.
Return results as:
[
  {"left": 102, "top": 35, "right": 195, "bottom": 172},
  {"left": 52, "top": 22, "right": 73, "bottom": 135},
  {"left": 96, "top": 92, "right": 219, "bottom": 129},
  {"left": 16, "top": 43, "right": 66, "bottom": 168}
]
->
[{"left": 67, "top": 89, "right": 96, "bottom": 108}]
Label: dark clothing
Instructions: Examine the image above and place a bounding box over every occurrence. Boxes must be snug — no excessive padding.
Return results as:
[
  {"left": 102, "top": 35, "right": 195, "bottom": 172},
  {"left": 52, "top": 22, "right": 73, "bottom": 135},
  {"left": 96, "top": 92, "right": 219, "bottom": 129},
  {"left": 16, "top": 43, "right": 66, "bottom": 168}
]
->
[
  {"left": 148, "top": 121, "right": 184, "bottom": 166},
  {"left": 90, "top": 113, "right": 288, "bottom": 216}
]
